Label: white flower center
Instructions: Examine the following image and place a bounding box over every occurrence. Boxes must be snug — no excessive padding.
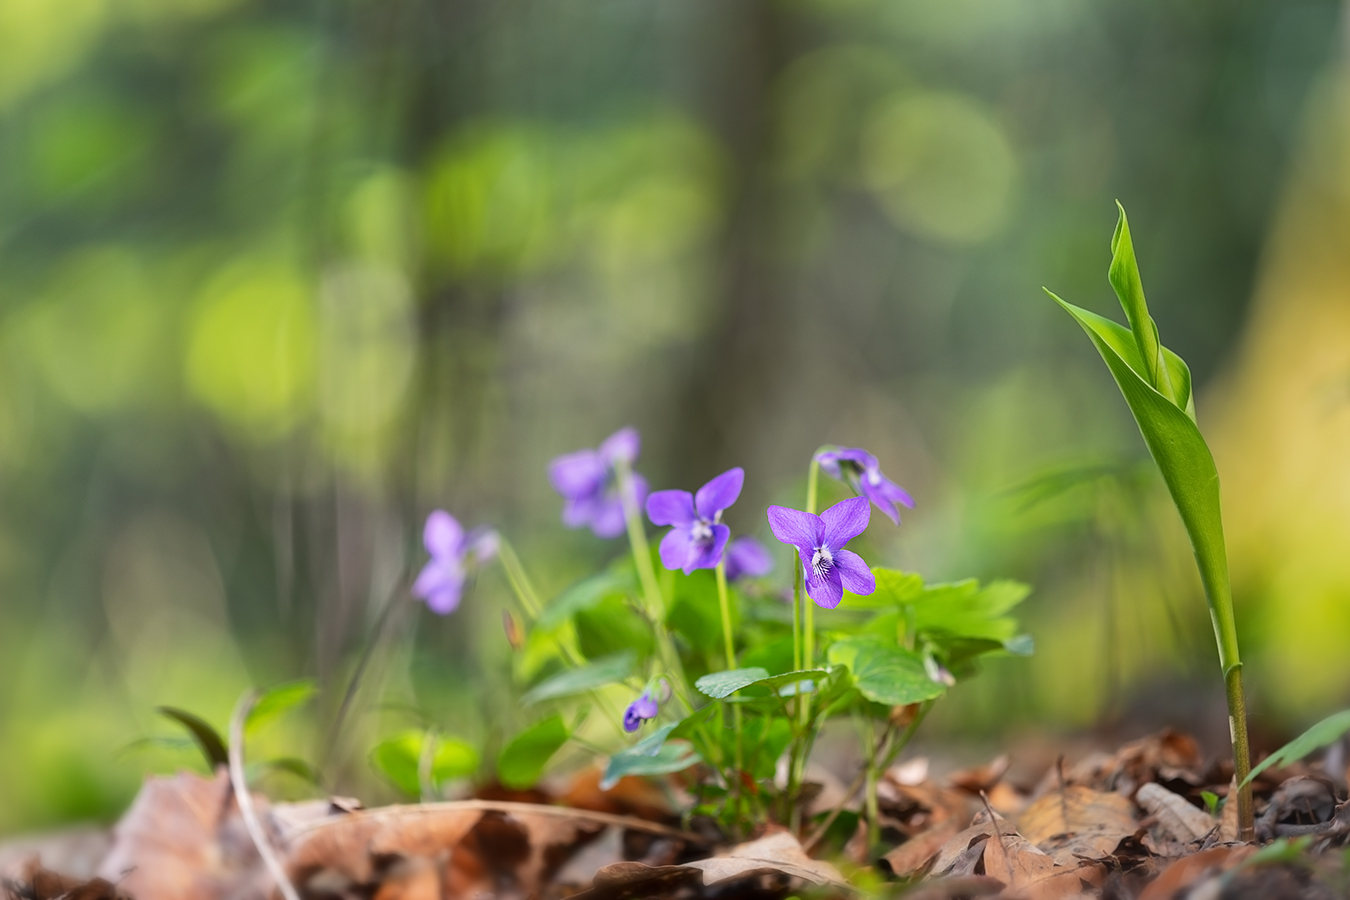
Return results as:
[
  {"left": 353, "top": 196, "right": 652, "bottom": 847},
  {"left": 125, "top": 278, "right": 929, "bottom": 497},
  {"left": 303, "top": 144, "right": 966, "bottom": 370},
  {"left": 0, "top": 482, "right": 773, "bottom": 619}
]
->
[
  {"left": 691, "top": 520, "right": 714, "bottom": 544},
  {"left": 810, "top": 546, "right": 833, "bottom": 580}
]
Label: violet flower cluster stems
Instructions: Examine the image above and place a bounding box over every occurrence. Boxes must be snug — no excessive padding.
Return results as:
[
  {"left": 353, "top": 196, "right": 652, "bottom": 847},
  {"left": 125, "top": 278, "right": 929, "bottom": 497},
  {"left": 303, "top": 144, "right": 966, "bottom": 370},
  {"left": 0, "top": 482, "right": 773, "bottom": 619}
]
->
[{"left": 408, "top": 428, "right": 916, "bottom": 813}]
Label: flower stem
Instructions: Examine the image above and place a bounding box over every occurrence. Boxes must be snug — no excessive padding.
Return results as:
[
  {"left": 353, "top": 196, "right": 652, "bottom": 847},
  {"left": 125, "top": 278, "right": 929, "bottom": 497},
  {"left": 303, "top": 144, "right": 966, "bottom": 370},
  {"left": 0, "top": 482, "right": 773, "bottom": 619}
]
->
[
  {"left": 614, "top": 457, "right": 691, "bottom": 710},
  {"left": 496, "top": 537, "right": 542, "bottom": 619},
  {"left": 715, "top": 563, "right": 737, "bottom": 670},
  {"left": 497, "top": 536, "right": 626, "bottom": 734},
  {"left": 800, "top": 456, "right": 821, "bottom": 727},
  {"left": 716, "top": 562, "right": 744, "bottom": 780}
]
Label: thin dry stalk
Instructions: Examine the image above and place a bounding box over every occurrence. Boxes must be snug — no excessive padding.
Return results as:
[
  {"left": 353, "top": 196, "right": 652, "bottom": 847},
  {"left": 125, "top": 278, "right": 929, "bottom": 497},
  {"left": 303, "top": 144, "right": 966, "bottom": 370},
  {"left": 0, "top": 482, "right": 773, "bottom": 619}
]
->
[{"left": 230, "top": 689, "right": 302, "bottom": 900}]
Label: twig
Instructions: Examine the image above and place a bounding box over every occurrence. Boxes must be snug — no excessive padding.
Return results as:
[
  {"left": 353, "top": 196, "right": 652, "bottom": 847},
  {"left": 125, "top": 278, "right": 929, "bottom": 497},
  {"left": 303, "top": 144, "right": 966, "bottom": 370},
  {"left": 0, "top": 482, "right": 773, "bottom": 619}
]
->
[
  {"left": 802, "top": 765, "right": 868, "bottom": 853},
  {"left": 230, "top": 690, "right": 302, "bottom": 900},
  {"left": 979, "top": 790, "right": 1011, "bottom": 885}
]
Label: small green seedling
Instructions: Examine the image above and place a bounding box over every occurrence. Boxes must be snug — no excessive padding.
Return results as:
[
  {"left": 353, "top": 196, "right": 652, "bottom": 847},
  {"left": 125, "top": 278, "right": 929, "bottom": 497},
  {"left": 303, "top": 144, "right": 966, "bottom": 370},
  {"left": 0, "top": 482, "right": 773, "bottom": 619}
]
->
[{"left": 1047, "top": 202, "right": 1254, "bottom": 839}]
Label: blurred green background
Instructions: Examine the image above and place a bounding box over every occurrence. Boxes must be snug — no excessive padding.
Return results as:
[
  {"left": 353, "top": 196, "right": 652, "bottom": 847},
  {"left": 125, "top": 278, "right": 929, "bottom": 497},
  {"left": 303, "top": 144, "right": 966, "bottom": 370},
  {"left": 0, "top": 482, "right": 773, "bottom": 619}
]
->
[{"left": 3, "top": 0, "right": 1350, "bottom": 833}]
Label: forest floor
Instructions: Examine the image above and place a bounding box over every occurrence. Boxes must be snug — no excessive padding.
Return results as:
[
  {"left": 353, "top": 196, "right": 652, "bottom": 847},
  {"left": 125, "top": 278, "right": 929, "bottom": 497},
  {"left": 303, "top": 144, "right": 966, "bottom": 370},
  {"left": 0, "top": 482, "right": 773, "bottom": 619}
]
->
[{"left": 3, "top": 728, "right": 1349, "bottom": 900}]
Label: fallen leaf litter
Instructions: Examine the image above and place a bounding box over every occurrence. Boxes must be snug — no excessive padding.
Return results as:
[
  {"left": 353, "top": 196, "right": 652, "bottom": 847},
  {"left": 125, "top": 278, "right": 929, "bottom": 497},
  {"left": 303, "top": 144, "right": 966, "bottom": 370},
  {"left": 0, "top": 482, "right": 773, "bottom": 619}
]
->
[{"left": 7, "top": 728, "right": 1350, "bottom": 899}]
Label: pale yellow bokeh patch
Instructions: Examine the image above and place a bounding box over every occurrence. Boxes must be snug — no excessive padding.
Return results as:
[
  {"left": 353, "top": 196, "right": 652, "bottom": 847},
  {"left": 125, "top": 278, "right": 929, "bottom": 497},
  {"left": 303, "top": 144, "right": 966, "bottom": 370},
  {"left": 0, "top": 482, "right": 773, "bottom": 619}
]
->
[
  {"left": 1208, "top": 70, "right": 1350, "bottom": 717},
  {"left": 862, "top": 90, "right": 1020, "bottom": 244},
  {"left": 185, "top": 257, "right": 316, "bottom": 440}
]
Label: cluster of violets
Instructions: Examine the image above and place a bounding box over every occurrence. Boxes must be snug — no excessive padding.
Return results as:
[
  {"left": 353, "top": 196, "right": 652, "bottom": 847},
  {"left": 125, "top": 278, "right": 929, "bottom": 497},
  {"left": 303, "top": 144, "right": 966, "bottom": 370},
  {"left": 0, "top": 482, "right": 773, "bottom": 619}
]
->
[{"left": 411, "top": 427, "right": 914, "bottom": 733}]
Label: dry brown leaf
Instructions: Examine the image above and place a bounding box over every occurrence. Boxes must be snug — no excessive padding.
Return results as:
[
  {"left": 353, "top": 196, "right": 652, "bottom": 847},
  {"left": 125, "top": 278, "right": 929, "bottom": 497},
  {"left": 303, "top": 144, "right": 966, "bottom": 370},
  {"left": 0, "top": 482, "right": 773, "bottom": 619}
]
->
[
  {"left": 1018, "top": 785, "right": 1137, "bottom": 865},
  {"left": 880, "top": 821, "right": 963, "bottom": 878},
  {"left": 95, "top": 769, "right": 265, "bottom": 900},
  {"left": 983, "top": 820, "right": 1101, "bottom": 900},
  {"left": 987, "top": 781, "right": 1027, "bottom": 816},
  {"left": 371, "top": 857, "right": 441, "bottom": 900},
  {"left": 4, "top": 860, "right": 126, "bottom": 900},
  {"left": 1135, "top": 844, "right": 1254, "bottom": 900},
  {"left": 1136, "top": 783, "right": 1214, "bottom": 844},
  {"left": 565, "top": 830, "right": 849, "bottom": 898},
  {"left": 1046, "top": 730, "right": 1205, "bottom": 798},
  {"left": 575, "top": 861, "right": 701, "bottom": 900},
  {"left": 0, "top": 828, "right": 110, "bottom": 883},
  {"left": 554, "top": 827, "right": 625, "bottom": 889},
  {"left": 899, "top": 875, "right": 1007, "bottom": 899},
  {"left": 282, "top": 799, "right": 692, "bottom": 892},
  {"left": 687, "top": 830, "right": 850, "bottom": 888},
  {"left": 559, "top": 767, "right": 672, "bottom": 821},
  {"left": 948, "top": 755, "right": 1011, "bottom": 794},
  {"left": 1219, "top": 776, "right": 1240, "bottom": 842},
  {"left": 929, "top": 814, "right": 999, "bottom": 876},
  {"left": 284, "top": 805, "right": 483, "bottom": 885},
  {"left": 509, "top": 810, "right": 598, "bottom": 890},
  {"left": 1258, "top": 776, "right": 1339, "bottom": 839}
]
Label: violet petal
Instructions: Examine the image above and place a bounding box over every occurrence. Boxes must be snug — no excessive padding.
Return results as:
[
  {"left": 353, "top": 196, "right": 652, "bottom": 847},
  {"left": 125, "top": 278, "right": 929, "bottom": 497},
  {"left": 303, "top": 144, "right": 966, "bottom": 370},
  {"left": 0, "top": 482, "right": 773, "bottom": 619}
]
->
[
  {"left": 600, "top": 427, "right": 641, "bottom": 465},
  {"left": 694, "top": 467, "right": 744, "bottom": 520},
  {"left": 725, "top": 536, "right": 773, "bottom": 580},
  {"left": 806, "top": 568, "right": 844, "bottom": 609},
  {"left": 423, "top": 510, "right": 465, "bottom": 559},
  {"left": 590, "top": 496, "right": 628, "bottom": 538},
  {"left": 646, "top": 489, "right": 697, "bottom": 526},
  {"left": 833, "top": 548, "right": 876, "bottom": 596},
  {"left": 548, "top": 450, "right": 607, "bottom": 500},
  {"left": 658, "top": 525, "right": 694, "bottom": 571},
  {"left": 684, "top": 523, "right": 730, "bottom": 574},
  {"left": 766, "top": 505, "right": 823, "bottom": 552},
  {"left": 820, "top": 496, "right": 871, "bottom": 548}
]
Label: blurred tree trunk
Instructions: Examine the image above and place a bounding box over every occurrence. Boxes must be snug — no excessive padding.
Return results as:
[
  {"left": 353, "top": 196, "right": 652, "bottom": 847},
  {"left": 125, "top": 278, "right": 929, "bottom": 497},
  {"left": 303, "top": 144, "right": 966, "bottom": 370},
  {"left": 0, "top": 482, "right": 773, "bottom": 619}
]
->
[{"left": 671, "top": 0, "right": 801, "bottom": 488}]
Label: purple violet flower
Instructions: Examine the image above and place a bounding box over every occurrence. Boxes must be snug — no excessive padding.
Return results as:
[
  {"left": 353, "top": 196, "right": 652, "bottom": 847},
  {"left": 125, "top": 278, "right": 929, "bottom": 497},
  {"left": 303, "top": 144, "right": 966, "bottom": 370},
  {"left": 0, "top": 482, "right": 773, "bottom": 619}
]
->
[
  {"left": 646, "top": 467, "right": 744, "bottom": 574},
  {"left": 815, "top": 446, "right": 914, "bottom": 525},
  {"left": 411, "top": 510, "right": 498, "bottom": 614},
  {"left": 548, "top": 427, "right": 648, "bottom": 539},
  {"left": 623, "top": 690, "right": 659, "bottom": 732},
  {"left": 766, "top": 496, "right": 876, "bottom": 609},
  {"left": 724, "top": 535, "right": 774, "bottom": 581}
]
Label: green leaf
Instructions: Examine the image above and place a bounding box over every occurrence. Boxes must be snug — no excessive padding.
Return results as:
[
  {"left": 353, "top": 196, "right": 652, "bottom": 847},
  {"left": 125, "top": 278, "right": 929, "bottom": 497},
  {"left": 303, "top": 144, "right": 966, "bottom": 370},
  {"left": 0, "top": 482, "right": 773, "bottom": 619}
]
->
[
  {"left": 498, "top": 714, "right": 570, "bottom": 789},
  {"left": 694, "top": 667, "right": 771, "bottom": 699},
  {"left": 827, "top": 638, "right": 945, "bottom": 707},
  {"left": 1047, "top": 286, "right": 1237, "bottom": 671},
  {"left": 156, "top": 706, "right": 228, "bottom": 768},
  {"left": 743, "top": 717, "right": 794, "bottom": 779},
  {"left": 371, "top": 731, "right": 482, "bottom": 797},
  {"left": 738, "top": 635, "right": 796, "bottom": 676},
  {"left": 629, "top": 722, "right": 680, "bottom": 756},
  {"left": 755, "top": 668, "right": 831, "bottom": 697},
  {"left": 431, "top": 737, "right": 480, "bottom": 781},
  {"left": 666, "top": 570, "right": 739, "bottom": 653},
  {"left": 1242, "top": 710, "right": 1350, "bottom": 788},
  {"left": 601, "top": 741, "right": 699, "bottom": 790},
  {"left": 911, "top": 578, "right": 1029, "bottom": 643},
  {"left": 610, "top": 704, "right": 719, "bottom": 770},
  {"left": 253, "top": 756, "right": 321, "bottom": 785},
  {"left": 538, "top": 566, "right": 636, "bottom": 628},
  {"left": 574, "top": 594, "right": 653, "bottom": 661},
  {"left": 1108, "top": 201, "right": 1164, "bottom": 394},
  {"left": 520, "top": 652, "right": 635, "bottom": 705},
  {"left": 846, "top": 568, "right": 925, "bottom": 609},
  {"left": 246, "top": 679, "right": 317, "bottom": 734}
]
